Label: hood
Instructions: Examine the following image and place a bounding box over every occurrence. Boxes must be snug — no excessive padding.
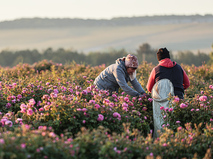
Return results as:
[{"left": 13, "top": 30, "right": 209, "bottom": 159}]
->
[
  {"left": 115, "top": 57, "right": 136, "bottom": 81},
  {"left": 159, "top": 58, "right": 176, "bottom": 68},
  {"left": 116, "top": 57, "right": 127, "bottom": 71},
  {"left": 116, "top": 57, "right": 125, "bottom": 65}
]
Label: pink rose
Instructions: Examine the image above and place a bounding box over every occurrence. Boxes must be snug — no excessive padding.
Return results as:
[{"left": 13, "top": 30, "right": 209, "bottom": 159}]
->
[
  {"left": 180, "top": 103, "right": 187, "bottom": 108},
  {"left": 5, "top": 120, "right": 13, "bottom": 127},
  {"left": 113, "top": 112, "right": 121, "bottom": 118},
  {"left": 199, "top": 95, "right": 207, "bottom": 102},
  {"left": 148, "top": 98, "right": 153, "bottom": 102},
  {"left": 97, "top": 114, "right": 104, "bottom": 121},
  {"left": 27, "top": 109, "right": 33, "bottom": 116},
  {"left": 172, "top": 97, "right": 179, "bottom": 103},
  {"left": 160, "top": 106, "right": 164, "bottom": 110},
  {"left": 122, "top": 102, "right": 128, "bottom": 107},
  {"left": 177, "top": 126, "right": 182, "bottom": 131},
  {"left": 168, "top": 108, "right": 173, "bottom": 112},
  {"left": 94, "top": 104, "right": 100, "bottom": 109}
]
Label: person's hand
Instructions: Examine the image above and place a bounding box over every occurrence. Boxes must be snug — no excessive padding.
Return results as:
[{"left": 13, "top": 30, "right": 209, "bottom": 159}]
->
[
  {"left": 139, "top": 93, "right": 146, "bottom": 98},
  {"left": 139, "top": 93, "right": 150, "bottom": 99},
  {"left": 144, "top": 93, "right": 151, "bottom": 99},
  {"left": 139, "top": 94, "right": 144, "bottom": 98}
]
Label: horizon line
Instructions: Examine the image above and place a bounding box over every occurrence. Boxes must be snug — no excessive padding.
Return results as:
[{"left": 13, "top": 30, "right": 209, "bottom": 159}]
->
[{"left": 1, "top": 13, "right": 213, "bottom": 23}]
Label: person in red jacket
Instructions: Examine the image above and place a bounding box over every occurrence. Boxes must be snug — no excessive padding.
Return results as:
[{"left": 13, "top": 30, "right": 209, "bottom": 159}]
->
[{"left": 146, "top": 48, "right": 190, "bottom": 99}]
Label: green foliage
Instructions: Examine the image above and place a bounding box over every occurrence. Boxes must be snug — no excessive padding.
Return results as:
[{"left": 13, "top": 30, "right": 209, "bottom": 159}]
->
[
  {"left": 0, "top": 123, "right": 212, "bottom": 159},
  {"left": 175, "top": 50, "right": 210, "bottom": 66},
  {"left": 0, "top": 125, "right": 72, "bottom": 159},
  {"left": 207, "top": 44, "right": 213, "bottom": 65},
  {"left": 0, "top": 44, "right": 211, "bottom": 67}
]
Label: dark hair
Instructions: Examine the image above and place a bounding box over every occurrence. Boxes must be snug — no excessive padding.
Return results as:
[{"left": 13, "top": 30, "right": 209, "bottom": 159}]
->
[{"left": 157, "top": 48, "right": 170, "bottom": 61}]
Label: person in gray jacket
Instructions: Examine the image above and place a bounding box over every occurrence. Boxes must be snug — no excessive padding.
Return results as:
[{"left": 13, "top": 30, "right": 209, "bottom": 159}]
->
[{"left": 94, "top": 54, "right": 146, "bottom": 97}]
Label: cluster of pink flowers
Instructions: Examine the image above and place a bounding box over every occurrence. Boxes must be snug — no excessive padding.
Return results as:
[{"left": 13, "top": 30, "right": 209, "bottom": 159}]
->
[
  {"left": 113, "top": 112, "right": 121, "bottom": 120},
  {"left": 0, "top": 139, "right": 5, "bottom": 144},
  {"left": 172, "top": 97, "right": 180, "bottom": 104},
  {"left": 160, "top": 106, "right": 172, "bottom": 112},
  {"left": 168, "top": 108, "right": 173, "bottom": 112},
  {"left": 122, "top": 102, "right": 128, "bottom": 111},
  {"left": 148, "top": 98, "right": 153, "bottom": 102},
  {"left": 20, "top": 103, "right": 34, "bottom": 116},
  {"left": 180, "top": 103, "right": 188, "bottom": 109},
  {"left": 16, "top": 118, "right": 23, "bottom": 125},
  {"left": 1, "top": 117, "right": 13, "bottom": 127},
  {"left": 113, "top": 147, "right": 127, "bottom": 154},
  {"left": 5, "top": 94, "right": 23, "bottom": 108},
  {"left": 199, "top": 95, "right": 208, "bottom": 102}
]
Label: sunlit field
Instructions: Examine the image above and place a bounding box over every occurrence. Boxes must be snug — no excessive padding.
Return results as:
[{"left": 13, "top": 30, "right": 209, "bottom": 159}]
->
[
  {"left": 0, "top": 60, "right": 212, "bottom": 158},
  {"left": 0, "top": 23, "right": 213, "bottom": 53}
]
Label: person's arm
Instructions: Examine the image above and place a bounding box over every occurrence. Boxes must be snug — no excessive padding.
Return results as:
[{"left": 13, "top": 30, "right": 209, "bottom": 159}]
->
[
  {"left": 146, "top": 68, "right": 156, "bottom": 93},
  {"left": 114, "top": 68, "right": 140, "bottom": 96},
  {"left": 130, "top": 78, "right": 145, "bottom": 94},
  {"left": 183, "top": 69, "right": 190, "bottom": 89}
]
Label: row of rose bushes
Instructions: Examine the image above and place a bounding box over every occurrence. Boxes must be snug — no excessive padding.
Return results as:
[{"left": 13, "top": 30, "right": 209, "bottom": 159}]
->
[
  {"left": 0, "top": 61, "right": 154, "bottom": 137},
  {"left": 0, "top": 123, "right": 212, "bottom": 159},
  {"left": 1, "top": 60, "right": 212, "bottom": 133},
  {"left": 2, "top": 83, "right": 213, "bottom": 137},
  {"left": 0, "top": 60, "right": 213, "bottom": 158},
  {"left": 1, "top": 86, "right": 153, "bottom": 137}
]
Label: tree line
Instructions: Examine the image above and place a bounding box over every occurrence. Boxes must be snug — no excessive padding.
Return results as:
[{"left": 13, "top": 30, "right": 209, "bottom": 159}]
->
[
  {"left": 136, "top": 43, "right": 211, "bottom": 66},
  {"left": 0, "top": 43, "right": 211, "bottom": 67}
]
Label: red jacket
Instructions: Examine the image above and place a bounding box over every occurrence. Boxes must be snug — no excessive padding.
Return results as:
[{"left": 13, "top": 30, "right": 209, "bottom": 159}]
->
[{"left": 146, "top": 58, "right": 190, "bottom": 93}]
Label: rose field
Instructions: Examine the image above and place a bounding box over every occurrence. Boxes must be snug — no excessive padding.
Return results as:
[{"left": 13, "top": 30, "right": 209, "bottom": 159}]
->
[{"left": 0, "top": 60, "right": 213, "bottom": 159}]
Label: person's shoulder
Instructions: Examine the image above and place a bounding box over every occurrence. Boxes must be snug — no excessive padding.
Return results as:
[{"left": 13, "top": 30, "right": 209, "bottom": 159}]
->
[
  {"left": 154, "top": 64, "right": 160, "bottom": 69},
  {"left": 174, "top": 62, "right": 182, "bottom": 68},
  {"left": 114, "top": 62, "right": 126, "bottom": 73},
  {"left": 116, "top": 60, "right": 125, "bottom": 67},
  {"left": 173, "top": 62, "right": 184, "bottom": 71}
]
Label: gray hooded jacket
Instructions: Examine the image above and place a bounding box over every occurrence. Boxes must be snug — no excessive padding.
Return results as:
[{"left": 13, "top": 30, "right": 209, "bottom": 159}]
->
[{"left": 94, "top": 58, "right": 145, "bottom": 96}]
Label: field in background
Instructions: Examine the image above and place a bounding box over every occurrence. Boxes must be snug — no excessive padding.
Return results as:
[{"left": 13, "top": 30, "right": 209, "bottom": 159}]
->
[{"left": 0, "top": 22, "right": 213, "bottom": 54}]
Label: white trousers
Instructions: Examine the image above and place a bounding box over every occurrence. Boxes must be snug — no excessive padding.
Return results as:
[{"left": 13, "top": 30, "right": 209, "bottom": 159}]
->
[{"left": 151, "top": 79, "right": 174, "bottom": 138}]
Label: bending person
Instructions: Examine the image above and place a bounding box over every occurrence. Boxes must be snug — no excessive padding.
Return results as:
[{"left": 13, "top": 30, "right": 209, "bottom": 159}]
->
[{"left": 94, "top": 54, "right": 146, "bottom": 97}]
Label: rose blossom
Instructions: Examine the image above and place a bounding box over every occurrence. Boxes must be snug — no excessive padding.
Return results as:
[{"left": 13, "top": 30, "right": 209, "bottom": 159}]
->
[
  {"left": 199, "top": 95, "right": 207, "bottom": 102},
  {"left": 97, "top": 114, "right": 104, "bottom": 121},
  {"left": 27, "top": 109, "right": 33, "bottom": 116},
  {"left": 180, "top": 103, "right": 187, "bottom": 108},
  {"left": 172, "top": 97, "right": 179, "bottom": 103}
]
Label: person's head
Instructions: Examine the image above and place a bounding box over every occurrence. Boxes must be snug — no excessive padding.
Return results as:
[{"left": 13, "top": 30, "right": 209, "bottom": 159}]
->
[
  {"left": 125, "top": 54, "right": 138, "bottom": 75},
  {"left": 157, "top": 47, "right": 170, "bottom": 61}
]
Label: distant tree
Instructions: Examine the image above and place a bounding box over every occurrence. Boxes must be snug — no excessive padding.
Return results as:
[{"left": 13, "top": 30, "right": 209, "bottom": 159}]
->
[
  {"left": 136, "top": 43, "right": 152, "bottom": 62},
  {"left": 208, "top": 44, "right": 213, "bottom": 65},
  {"left": 196, "top": 51, "right": 210, "bottom": 65},
  {"left": 13, "top": 55, "right": 24, "bottom": 66},
  {"left": 87, "top": 48, "right": 128, "bottom": 66},
  {"left": 175, "top": 50, "right": 209, "bottom": 66},
  {"left": 0, "top": 50, "right": 14, "bottom": 67},
  {"left": 42, "top": 48, "right": 54, "bottom": 60},
  {"left": 14, "top": 49, "right": 41, "bottom": 65}
]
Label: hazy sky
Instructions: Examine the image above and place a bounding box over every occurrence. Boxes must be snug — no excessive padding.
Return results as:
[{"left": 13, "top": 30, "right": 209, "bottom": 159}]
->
[{"left": 1, "top": 0, "right": 213, "bottom": 22}]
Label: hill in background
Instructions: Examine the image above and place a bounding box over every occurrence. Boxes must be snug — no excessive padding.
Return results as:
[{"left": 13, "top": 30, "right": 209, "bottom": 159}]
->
[{"left": 0, "top": 15, "right": 213, "bottom": 54}]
